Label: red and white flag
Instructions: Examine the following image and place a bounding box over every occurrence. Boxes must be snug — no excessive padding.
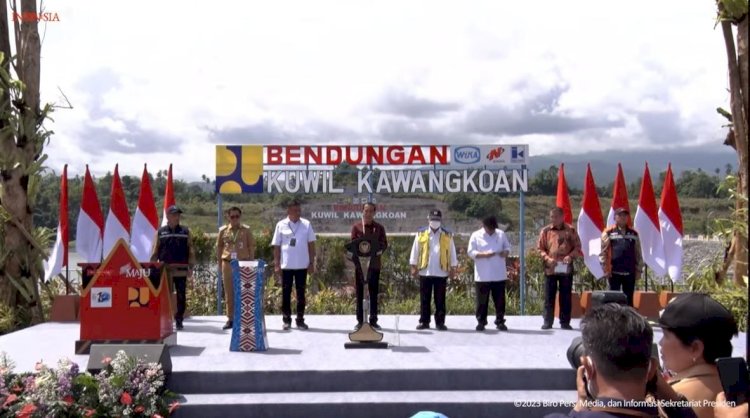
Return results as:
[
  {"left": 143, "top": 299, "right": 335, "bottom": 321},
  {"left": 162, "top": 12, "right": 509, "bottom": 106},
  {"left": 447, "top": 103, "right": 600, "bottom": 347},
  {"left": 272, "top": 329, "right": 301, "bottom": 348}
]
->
[
  {"left": 161, "top": 164, "right": 175, "bottom": 227},
  {"left": 103, "top": 164, "right": 131, "bottom": 258},
  {"left": 76, "top": 165, "right": 104, "bottom": 263},
  {"left": 44, "top": 165, "right": 68, "bottom": 281},
  {"left": 634, "top": 163, "right": 666, "bottom": 276},
  {"left": 659, "top": 164, "right": 683, "bottom": 282},
  {"left": 577, "top": 164, "right": 605, "bottom": 279},
  {"left": 131, "top": 165, "right": 159, "bottom": 262},
  {"left": 556, "top": 163, "right": 573, "bottom": 225},
  {"left": 606, "top": 163, "right": 631, "bottom": 227}
]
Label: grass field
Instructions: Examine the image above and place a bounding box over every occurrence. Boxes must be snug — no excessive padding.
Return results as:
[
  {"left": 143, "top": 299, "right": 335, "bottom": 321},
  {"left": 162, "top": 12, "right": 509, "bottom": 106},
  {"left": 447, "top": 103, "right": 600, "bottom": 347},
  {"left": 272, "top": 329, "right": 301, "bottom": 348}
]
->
[{"left": 175, "top": 194, "right": 732, "bottom": 237}]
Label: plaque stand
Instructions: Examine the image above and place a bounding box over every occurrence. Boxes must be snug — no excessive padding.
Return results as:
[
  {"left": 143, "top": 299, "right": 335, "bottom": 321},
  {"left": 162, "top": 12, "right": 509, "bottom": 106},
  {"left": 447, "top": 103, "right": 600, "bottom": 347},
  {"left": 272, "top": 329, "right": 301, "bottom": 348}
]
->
[{"left": 345, "top": 234, "right": 388, "bottom": 349}]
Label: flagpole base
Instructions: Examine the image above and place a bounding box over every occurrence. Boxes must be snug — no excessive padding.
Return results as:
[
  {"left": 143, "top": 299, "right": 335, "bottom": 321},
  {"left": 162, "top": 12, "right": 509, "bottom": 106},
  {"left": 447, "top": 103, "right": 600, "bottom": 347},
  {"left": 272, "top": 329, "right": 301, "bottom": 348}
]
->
[{"left": 50, "top": 295, "right": 80, "bottom": 322}]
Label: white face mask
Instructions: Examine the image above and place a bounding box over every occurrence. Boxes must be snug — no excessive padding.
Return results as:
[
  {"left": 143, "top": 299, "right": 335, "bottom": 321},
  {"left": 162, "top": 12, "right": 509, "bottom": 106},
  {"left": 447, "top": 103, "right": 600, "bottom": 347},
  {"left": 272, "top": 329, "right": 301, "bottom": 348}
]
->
[{"left": 429, "top": 220, "right": 441, "bottom": 229}]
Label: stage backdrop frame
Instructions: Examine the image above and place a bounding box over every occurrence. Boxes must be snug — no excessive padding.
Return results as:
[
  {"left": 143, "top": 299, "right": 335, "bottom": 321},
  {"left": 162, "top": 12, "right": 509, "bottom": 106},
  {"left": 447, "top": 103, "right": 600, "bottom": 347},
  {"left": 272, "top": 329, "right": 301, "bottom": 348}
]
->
[{"left": 214, "top": 144, "right": 530, "bottom": 315}]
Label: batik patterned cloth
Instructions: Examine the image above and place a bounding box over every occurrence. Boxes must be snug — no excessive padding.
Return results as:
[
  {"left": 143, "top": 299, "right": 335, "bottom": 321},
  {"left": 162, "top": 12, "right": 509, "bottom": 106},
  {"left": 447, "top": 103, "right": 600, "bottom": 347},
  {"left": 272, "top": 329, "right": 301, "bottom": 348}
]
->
[{"left": 229, "top": 260, "right": 268, "bottom": 352}]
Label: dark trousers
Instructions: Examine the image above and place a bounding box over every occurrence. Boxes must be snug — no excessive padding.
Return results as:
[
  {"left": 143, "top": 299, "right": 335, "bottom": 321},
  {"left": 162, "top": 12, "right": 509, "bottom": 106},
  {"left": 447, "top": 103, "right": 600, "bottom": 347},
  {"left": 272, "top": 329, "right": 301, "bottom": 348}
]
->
[
  {"left": 174, "top": 276, "right": 187, "bottom": 322},
  {"left": 282, "top": 269, "right": 307, "bottom": 323},
  {"left": 543, "top": 274, "right": 573, "bottom": 326},
  {"left": 419, "top": 276, "right": 447, "bottom": 325},
  {"left": 609, "top": 272, "right": 636, "bottom": 307},
  {"left": 475, "top": 281, "right": 506, "bottom": 325},
  {"left": 356, "top": 269, "right": 380, "bottom": 324}
]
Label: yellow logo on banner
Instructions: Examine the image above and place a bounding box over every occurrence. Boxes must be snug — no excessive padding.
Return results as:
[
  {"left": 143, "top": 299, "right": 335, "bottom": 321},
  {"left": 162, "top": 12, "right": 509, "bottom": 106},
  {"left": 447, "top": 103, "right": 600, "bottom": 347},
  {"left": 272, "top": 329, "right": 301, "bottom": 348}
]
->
[
  {"left": 128, "top": 287, "right": 150, "bottom": 308},
  {"left": 215, "top": 145, "right": 264, "bottom": 194}
]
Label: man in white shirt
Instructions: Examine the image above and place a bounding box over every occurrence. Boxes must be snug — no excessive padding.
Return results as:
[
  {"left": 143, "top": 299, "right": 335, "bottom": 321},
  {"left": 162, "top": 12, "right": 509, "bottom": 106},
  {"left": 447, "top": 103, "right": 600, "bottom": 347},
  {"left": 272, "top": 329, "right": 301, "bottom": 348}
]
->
[
  {"left": 468, "top": 215, "right": 511, "bottom": 331},
  {"left": 409, "top": 210, "right": 458, "bottom": 331},
  {"left": 272, "top": 200, "right": 316, "bottom": 330}
]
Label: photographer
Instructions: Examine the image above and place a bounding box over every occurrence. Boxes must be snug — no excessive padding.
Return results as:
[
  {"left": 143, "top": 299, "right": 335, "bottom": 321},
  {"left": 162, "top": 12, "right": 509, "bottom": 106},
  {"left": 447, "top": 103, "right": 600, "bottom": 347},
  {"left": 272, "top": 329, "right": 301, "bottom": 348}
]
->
[
  {"left": 545, "top": 303, "right": 697, "bottom": 418},
  {"left": 658, "top": 293, "right": 739, "bottom": 418}
]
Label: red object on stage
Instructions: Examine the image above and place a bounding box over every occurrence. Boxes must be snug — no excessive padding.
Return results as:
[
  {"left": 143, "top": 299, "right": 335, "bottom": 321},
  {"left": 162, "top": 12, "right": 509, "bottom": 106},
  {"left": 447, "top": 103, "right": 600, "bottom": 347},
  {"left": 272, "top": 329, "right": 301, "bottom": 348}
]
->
[{"left": 78, "top": 239, "right": 173, "bottom": 344}]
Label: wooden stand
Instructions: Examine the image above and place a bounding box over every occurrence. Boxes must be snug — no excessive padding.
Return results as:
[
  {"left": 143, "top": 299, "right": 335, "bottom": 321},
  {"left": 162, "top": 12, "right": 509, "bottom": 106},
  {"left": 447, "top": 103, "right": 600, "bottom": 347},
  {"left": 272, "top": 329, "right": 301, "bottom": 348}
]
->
[
  {"left": 658, "top": 291, "right": 679, "bottom": 308},
  {"left": 634, "top": 291, "right": 661, "bottom": 319},
  {"left": 554, "top": 292, "right": 583, "bottom": 318},
  {"left": 580, "top": 291, "right": 593, "bottom": 314},
  {"left": 50, "top": 295, "right": 80, "bottom": 322}
]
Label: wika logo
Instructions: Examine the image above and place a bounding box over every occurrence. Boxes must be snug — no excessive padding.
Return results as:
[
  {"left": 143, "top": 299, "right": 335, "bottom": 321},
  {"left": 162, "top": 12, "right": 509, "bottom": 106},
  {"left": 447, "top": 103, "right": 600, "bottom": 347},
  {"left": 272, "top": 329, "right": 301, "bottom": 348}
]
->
[
  {"left": 486, "top": 147, "right": 505, "bottom": 161},
  {"left": 453, "top": 146, "right": 481, "bottom": 164},
  {"left": 119, "top": 264, "right": 150, "bottom": 279},
  {"left": 12, "top": 12, "right": 60, "bottom": 22}
]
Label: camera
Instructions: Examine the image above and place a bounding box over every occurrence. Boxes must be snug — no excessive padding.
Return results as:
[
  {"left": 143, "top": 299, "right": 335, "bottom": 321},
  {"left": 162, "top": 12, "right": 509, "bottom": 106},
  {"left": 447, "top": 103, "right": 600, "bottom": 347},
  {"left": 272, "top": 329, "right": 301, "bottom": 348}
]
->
[
  {"left": 566, "top": 336, "right": 659, "bottom": 371},
  {"left": 566, "top": 336, "right": 586, "bottom": 369}
]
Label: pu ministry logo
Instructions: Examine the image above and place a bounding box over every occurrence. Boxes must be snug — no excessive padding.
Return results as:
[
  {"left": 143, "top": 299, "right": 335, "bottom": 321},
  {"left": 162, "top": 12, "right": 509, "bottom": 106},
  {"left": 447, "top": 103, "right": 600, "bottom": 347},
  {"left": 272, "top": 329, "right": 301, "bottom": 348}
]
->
[
  {"left": 128, "top": 287, "right": 150, "bottom": 308},
  {"left": 215, "top": 145, "right": 264, "bottom": 194}
]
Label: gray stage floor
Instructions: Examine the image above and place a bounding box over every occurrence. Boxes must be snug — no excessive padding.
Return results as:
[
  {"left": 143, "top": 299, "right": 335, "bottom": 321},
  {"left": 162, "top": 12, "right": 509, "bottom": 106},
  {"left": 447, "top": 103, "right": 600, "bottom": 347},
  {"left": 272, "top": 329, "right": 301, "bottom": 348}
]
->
[{"left": 0, "top": 315, "right": 746, "bottom": 373}]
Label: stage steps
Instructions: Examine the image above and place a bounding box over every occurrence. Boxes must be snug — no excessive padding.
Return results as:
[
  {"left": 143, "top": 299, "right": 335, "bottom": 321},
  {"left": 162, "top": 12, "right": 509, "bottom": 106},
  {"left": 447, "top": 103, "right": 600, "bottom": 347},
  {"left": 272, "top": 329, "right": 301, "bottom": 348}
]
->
[
  {"left": 168, "top": 368, "right": 575, "bottom": 394},
  {"left": 168, "top": 369, "right": 576, "bottom": 417},
  {"left": 172, "top": 390, "right": 577, "bottom": 418}
]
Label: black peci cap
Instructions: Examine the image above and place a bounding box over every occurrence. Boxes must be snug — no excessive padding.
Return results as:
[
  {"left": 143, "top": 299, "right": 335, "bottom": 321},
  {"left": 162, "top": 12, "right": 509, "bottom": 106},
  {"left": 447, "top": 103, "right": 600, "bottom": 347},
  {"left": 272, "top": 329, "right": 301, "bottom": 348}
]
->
[
  {"left": 167, "top": 205, "right": 183, "bottom": 214},
  {"left": 658, "top": 293, "right": 738, "bottom": 339},
  {"left": 615, "top": 207, "right": 630, "bottom": 215},
  {"left": 428, "top": 209, "right": 442, "bottom": 220}
]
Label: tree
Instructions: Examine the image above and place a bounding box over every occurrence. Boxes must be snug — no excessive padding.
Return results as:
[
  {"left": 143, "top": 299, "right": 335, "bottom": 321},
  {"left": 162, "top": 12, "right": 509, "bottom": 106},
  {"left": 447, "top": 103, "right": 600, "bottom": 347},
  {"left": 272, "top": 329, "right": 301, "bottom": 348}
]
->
[
  {"left": 529, "top": 165, "right": 558, "bottom": 196},
  {"left": 675, "top": 170, "right": 724, "bottom": 198},
  {"left": 0, "top": 0, "right": 48, "bottom": 323},
  {"left": 715, "top": 0, "right": 748, "bottom": 285}
]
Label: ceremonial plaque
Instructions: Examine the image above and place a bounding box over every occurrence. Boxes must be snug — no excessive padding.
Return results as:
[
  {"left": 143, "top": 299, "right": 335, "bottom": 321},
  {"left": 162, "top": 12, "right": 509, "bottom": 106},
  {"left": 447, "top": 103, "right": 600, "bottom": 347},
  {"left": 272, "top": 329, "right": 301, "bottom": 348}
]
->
[
  {"left": 76, "top": 239, "right": 174, "bottom": 354},
  {"left": 344, "top": 234, "right": 388, "bottom": 349},
  {"left": 230, "top": 260, "right": 268, "bottom": 352}
]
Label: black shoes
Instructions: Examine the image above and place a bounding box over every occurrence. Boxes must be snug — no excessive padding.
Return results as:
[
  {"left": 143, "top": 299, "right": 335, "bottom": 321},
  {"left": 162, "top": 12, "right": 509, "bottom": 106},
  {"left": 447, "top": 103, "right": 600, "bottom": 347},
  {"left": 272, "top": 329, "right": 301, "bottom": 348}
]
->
[
  {"left": 354, "top": 323, "right": 363, "bottom": 331},
  {"left": 416, "top": 323, "right": 430, "bottom": 330},
  {"left": 296, "top": 320, "right": 309, "bottom": 330},
  {"left": 222, "top": 321, "right": 232, "bottom": 330},
  {"left": 370, "top": 322, "right": 382, "bottom": 331},
  {"left": 496, "top": 323, "right": 508, "bottom": 331},
  {"left": 541, "top": 323, "right": 552, "bottom": 330},
  {"left": 476, "top": 323, "right": 485, "bottom": 331},
  {"left": 175, "top": 321, "right": 184, "bottom": 330},
  {"left": 282, "top": 323, "right": 291, "bottom": 331},
  {"left": 561, "top": 324, "right": 573, "bottom": 330},
  {"left": 436, "top": 324, "right": 448, "bottom": 331}
]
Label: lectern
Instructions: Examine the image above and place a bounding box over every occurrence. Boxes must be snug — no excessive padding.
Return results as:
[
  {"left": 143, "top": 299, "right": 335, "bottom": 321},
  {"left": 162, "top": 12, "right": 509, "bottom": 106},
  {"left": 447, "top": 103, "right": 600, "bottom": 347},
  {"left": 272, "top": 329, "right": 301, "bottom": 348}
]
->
[{"left": 345, "top": 235, "right": 388, "bottom": 349}]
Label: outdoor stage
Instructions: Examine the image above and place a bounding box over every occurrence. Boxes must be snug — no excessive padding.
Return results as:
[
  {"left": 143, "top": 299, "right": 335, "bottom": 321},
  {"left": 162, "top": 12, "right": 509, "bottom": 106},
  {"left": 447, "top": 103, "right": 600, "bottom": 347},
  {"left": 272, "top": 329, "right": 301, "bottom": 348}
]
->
[{"left": 0, "top": 315, "right": 746, "bottom": 418}]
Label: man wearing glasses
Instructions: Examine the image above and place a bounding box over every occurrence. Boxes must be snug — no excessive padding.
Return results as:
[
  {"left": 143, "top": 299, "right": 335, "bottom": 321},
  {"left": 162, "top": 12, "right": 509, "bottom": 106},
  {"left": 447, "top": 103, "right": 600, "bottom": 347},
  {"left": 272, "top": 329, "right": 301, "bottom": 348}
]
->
[
  {"left": 217, "top": 206, "right": 256, "bottom": 330},
  {"left": 537, "top": 206, "right": 581, "bottom": 330}
]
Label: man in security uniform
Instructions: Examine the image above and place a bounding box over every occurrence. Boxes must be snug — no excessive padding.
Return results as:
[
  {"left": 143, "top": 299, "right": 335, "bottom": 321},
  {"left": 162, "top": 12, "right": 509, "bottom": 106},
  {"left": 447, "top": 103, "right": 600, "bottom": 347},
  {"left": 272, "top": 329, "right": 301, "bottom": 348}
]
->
[
  {"left": 599, "top": 207, "right": 643, "bottom": 307},
  {"left": 409, "top": 209, "right": 458, "bottom": 331},
  {"left": 217, "top": 206, "right": 256, "bottom": 330},
  {"left": 150, "top": 205, "right": 196, "bottom": 330}
]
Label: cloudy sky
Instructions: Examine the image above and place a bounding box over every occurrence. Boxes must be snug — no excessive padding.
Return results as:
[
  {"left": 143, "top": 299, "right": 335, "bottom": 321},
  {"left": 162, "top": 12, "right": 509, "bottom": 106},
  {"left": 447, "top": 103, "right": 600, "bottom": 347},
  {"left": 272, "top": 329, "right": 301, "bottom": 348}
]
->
[{"left": 38, "top": 0, "right": 732, "bottom": 180}]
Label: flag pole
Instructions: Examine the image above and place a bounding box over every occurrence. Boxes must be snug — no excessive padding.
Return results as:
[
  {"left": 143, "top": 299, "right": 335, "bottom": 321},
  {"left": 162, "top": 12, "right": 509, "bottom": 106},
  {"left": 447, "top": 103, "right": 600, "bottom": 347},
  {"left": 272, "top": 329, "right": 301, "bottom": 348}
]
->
[
  {"left": 644, "top": 265, "right": 648, "bottom": 292},
  {"left": 519, "top": 181, "right": 526, "bottom": 315},
  {"left": 217, "top": 193, "right": 224, "bottom": 316}
]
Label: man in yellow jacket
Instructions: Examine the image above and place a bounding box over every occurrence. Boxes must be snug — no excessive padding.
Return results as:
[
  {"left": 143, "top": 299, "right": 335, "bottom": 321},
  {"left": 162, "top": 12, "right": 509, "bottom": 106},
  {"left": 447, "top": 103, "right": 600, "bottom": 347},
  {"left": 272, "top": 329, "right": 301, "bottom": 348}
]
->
[{"left": 409, "top": 210, "right": 458, "bottom": 331}]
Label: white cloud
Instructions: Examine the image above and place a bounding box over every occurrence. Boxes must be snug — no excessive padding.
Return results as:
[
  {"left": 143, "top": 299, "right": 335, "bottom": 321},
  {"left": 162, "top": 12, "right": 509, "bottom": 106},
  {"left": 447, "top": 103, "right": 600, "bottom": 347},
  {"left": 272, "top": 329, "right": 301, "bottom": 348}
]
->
[{"left": 36, "top": 0, "right": 731, "bottom": 180}]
